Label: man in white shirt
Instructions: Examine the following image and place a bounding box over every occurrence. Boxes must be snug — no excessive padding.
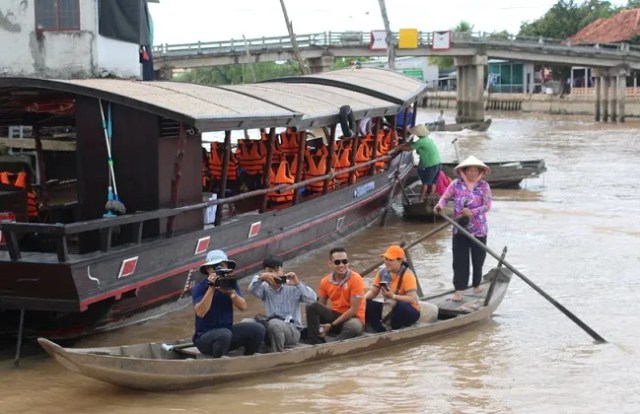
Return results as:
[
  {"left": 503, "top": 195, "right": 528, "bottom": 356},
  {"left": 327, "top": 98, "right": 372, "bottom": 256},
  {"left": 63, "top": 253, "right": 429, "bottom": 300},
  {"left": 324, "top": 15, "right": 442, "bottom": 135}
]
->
[{"left": 248, "top": 256, "right": 317, "bottom": 352}]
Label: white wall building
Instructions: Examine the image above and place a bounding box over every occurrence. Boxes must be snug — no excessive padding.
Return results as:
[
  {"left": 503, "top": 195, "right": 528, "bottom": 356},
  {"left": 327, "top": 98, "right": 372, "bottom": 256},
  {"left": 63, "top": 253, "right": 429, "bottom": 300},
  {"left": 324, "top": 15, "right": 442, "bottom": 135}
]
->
[{"left": 0, "top": 0, "right": 152, "bottom": 79}]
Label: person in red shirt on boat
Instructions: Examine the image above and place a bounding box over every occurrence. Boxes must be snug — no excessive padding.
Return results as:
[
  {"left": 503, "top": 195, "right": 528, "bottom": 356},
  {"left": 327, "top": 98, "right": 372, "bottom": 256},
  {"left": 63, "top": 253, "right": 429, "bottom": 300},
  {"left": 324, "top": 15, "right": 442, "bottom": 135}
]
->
[
  {"left": 192, "top": 250, "right": 265, "bottom": 357},
  {"left": 364, "top": 245, "right": 421, "bottom": 332},
  {"left": 305, "top": 247, "right": 366, "bottom": 344}
]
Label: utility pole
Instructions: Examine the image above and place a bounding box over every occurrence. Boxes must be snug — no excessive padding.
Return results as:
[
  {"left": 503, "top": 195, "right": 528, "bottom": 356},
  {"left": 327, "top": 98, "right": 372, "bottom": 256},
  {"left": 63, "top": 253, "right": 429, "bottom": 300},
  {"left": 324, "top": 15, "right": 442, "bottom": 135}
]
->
[
  {"left": 242, "top": 35, "right": 257, "bottom": 83},
  {"left": 377, "top": 0, "right": 395, "bottom": 70},
  {"left": 378, "top": 0, "right": 396, "bottom": 70},
  {"left": 279, "top": 0, "right": 309, "bottom": 74}
]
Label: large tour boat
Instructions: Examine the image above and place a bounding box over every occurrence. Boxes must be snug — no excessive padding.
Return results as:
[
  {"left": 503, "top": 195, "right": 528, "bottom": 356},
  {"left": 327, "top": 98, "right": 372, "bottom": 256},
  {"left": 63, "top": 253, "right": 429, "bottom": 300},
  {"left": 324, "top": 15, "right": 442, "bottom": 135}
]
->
[{"left": 0, "top": 68, "right": 425, "bottom": 344}]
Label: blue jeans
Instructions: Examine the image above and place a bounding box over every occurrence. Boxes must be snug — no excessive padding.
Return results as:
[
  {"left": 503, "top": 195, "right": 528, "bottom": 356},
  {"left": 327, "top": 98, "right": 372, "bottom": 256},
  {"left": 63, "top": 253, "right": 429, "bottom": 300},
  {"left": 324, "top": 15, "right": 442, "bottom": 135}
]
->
[
  {"left": 195, "top": 321, "right": 265, "bottom": 358},
  {"left": 417, "top": 164, "right": 442, "bottom": 185},
  {"left": 365, "top": 299, "right": 420, "bottom": 332}
]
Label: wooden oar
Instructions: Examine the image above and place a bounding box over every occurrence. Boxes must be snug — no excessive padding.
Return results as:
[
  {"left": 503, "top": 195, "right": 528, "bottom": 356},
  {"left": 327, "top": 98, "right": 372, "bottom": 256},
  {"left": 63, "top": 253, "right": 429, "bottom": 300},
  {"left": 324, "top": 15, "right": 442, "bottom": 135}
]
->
[
  {"left": 439, "top": 214, "right": 607, "bottom": 343},
  {"left": 361, "top": 220, "right": 452, "bottom": 277}
]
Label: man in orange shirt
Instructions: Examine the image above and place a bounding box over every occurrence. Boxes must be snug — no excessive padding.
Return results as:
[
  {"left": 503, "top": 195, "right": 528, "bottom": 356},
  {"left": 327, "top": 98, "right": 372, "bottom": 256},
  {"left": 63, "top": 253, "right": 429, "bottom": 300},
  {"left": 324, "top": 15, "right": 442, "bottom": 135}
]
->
[{"left": 305, "top": 247, "right": 365, "bottom": 344}]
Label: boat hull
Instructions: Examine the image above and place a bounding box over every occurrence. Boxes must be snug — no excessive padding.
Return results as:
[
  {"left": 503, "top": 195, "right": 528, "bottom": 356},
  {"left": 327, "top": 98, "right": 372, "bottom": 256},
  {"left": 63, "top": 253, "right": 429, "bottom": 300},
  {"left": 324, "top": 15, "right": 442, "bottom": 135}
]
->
[
  {"left": 426, "top": 119, "right": 492, "bottom": 132},
  {"left": 439, "top": 159, "right": 546, "bottom": 188},
  {"left": 38, "top": 267, "right": 512, "bottom": 390},
  {"left": 1, "top": 154, "right": 413, "bottom": 338}
]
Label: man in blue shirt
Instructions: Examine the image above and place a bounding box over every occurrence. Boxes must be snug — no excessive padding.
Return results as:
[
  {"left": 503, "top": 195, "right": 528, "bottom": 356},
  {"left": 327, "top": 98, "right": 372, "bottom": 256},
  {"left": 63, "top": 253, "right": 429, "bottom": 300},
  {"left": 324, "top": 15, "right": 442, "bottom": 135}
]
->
[
  {"left": 192, "top": 250, "right": 265, "bottom": 357},
  {"left": 248, "top": 256, "right": 317, "bottom": 352}
]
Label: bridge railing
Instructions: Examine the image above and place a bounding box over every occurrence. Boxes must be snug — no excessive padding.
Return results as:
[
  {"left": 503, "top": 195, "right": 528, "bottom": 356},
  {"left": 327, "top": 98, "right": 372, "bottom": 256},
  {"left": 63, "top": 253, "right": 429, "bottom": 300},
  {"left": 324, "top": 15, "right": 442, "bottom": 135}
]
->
[{"left": 152, "top": 30, "right": 640, "bottom": 59}]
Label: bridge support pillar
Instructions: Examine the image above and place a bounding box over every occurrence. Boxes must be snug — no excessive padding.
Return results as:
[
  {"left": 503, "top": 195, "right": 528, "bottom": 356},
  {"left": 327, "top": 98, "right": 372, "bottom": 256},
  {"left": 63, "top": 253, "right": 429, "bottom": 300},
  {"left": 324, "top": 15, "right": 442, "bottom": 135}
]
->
[
  {"left": 454, "top": 55, "right": 487, "bottom": 123},
  {"left": 611, "top": 76, "right": 618, "bottom": 122},
  {"left": 594, "top": 77, "right": 601, "bottom": 122},
  {"left": 602, "top": 76, "right": 610, "bottom": 122},
  {"left": 618, "top": 73, "right": 626, "bottom": 123},
  {"left": 593, "top": 66, "right": 629, "bottom": 123},
  {"left": 308, "top": 56, "right": 334, "bottom": 74}
]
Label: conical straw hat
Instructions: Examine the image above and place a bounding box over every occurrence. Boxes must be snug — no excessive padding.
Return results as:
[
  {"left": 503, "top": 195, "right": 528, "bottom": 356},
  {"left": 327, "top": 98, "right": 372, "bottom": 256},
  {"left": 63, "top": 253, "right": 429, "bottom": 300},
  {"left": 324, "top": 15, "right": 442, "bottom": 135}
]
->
[{"left": 454, "top": 155, "right": 491, "bottom": 175}]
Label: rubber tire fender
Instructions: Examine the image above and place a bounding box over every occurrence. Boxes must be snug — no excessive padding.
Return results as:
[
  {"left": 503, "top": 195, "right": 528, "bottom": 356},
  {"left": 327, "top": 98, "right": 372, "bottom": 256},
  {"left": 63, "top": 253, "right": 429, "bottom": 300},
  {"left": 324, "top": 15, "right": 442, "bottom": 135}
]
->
[{"left": 339, "top": 105, "right": 355, "bottom": 138}]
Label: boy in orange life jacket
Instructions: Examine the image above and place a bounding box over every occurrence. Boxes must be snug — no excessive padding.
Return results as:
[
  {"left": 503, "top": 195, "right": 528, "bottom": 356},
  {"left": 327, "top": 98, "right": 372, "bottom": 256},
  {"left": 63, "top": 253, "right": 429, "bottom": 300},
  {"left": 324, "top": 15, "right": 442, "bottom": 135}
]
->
[{"left": 305, "top": 247, "right": 365, "bottom": 344}]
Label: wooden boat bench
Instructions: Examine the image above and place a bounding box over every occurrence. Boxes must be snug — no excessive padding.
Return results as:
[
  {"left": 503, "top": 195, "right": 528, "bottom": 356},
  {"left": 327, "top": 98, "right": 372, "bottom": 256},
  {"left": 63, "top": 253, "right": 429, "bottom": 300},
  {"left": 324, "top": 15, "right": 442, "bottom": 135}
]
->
[
  {"left": 437, "top": 298, "right": 484, "bottom": 318},
  {"left": 173, "top": 346, "right": 210, "bottom": 359}
]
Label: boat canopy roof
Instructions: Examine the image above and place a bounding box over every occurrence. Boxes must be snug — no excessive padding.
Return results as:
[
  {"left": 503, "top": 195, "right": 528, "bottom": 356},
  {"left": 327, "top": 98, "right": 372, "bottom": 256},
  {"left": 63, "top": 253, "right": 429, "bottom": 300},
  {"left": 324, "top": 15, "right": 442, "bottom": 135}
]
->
[{"left": 0, "top": 68, "right": 426, "bottom": 132}]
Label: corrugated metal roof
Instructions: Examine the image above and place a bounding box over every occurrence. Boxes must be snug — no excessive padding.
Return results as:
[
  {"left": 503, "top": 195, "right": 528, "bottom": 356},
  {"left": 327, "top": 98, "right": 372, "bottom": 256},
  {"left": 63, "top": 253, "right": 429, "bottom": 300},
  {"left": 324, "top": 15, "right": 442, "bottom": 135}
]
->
[
  {"left": 268, "top": 67, "right": 426, "bottom": 105},
  {"left": 0, "top": 77, "right": 302, "bottom": 131},
  {"left": 0, "top": 68, "right": 426, "bottom": 132},
  {"left": 220, "top": 81, "right": 399, "bottom": 129},
  {"left": 567, "top": 9, "right": 640, "bottom": 44}
]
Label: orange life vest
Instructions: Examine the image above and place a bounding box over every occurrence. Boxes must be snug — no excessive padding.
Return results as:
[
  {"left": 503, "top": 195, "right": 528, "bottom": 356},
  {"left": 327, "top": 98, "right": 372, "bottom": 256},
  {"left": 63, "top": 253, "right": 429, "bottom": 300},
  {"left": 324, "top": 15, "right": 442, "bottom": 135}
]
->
[
  {"left": 236, "top": 139, "right": 266, "bottom": 176},
  {"left": 279, "top": 132, "right": 299, "bottom": 156},
  {"left": 208, "top": 143, "right": 238, "bottom": 181},
  {"left": 354, "top": 141, "right": 372, "bottom": 175},
  {"left": 335, "top": 148, "right": 357, "bottom": 185},
  {"left": 267, "top": 161, "right": 295, "bottom": 203},
  {"left": 9, "top": 171, "right": 38, "bottom": 218},
  {"left": 304, "top": 154, "right": 332, "bottom": 193},
  {"left": 0, "top": 171, "right": 11, "bottom": 185}
]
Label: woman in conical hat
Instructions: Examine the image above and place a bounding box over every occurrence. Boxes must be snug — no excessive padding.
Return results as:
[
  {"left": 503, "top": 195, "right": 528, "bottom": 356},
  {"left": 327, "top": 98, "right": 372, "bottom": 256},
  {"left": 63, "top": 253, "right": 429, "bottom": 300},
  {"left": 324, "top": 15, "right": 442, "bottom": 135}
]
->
[{"left": 434, "top": 156, "right": 493, "bottom": 302}]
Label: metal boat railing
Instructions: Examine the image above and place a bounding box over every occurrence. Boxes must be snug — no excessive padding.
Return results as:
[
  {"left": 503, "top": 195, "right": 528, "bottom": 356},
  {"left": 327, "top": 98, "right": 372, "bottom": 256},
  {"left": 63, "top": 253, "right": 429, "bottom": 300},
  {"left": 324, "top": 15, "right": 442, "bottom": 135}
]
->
[{"left": 0, "top": 151, "right": 400, "bottom": 263}]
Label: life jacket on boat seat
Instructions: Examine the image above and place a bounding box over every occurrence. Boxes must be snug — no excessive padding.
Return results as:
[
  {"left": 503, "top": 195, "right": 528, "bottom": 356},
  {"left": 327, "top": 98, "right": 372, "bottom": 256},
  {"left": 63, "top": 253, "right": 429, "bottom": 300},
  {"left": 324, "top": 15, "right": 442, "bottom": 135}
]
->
[
  {"left": 236, "top": 140, "right": 265, "bottom": 176},
  {"left": 260, "top": 131, "right": 282, "bottom": 163},
  {"left": 0, "top": 171, "right": 11, "bottom": 185},
  {"left": 209, "top": 143, "right": 238, "bottom": 181},
  {"left": 283, "top": 154, "right": 300, "bottom": 179},
  {"left": 304, "top": 154, "right": 332, "bottom": 193},
  {"left": 355, "top": 141, "right": 372, "bottom": 176},
  {"left": 335, "top": 148, "right": 357, "bottom": 185},
  {"left": 267, "top": 161, "right": 295, "bottom": 203},
  {"left": 12, "top": 171, "right": 38, "bottom": 219},
  {"left": 314, "top": 144, "right": 329, "bottom": 157},
  {"left": 375, "top": 130, "right": 393, "bottom": 169},
  {"left": 279, "top": 132, "right": 299, "bottom": 155}
]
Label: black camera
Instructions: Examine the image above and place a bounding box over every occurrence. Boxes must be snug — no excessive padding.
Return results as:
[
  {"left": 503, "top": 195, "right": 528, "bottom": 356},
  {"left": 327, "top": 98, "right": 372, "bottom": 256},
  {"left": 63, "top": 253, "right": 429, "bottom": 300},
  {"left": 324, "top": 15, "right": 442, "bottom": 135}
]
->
[
  {"left": 207, "top": 265, "right": 234, "bottom": 288},
  {"left": 276, "top": 275, "right": 289, "bottom": 285}
]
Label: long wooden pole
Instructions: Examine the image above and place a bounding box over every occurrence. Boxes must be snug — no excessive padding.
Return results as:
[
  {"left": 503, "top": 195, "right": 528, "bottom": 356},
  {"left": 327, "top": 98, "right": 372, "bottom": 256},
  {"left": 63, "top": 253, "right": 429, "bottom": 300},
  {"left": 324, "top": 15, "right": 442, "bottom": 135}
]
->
[
  {"left": 361, "top": 221, "right": 452, "bottom": 277},
  {"left": 279, "top": 0, "right": 309, "bottom": 74},
  {"left": 378, "top": 0, "right": 396, "bottom": 70},
  {"left": 439, "top": 214, "right": 607, "bottom": 343}
]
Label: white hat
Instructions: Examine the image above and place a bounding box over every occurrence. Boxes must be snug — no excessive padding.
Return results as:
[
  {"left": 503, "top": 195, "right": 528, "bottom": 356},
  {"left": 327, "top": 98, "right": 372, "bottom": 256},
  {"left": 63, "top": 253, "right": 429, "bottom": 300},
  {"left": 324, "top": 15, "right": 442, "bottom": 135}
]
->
[
  {"left": 199, "top": 250, "right": 236, "bottom": 274},
  {"left": 454, "top": 156, "right": 491, "bottom": 175},
  {"left": 408, "top": 124, "right": 430, "bottom": 137}
]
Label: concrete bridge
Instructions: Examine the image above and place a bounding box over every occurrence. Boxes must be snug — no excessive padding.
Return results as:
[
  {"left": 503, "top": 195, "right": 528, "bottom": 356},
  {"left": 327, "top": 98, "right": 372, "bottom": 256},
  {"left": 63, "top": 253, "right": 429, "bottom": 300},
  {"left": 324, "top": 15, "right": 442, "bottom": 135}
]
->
[{"left": 153, "top": 31, "right": 640, "bottom": 123}]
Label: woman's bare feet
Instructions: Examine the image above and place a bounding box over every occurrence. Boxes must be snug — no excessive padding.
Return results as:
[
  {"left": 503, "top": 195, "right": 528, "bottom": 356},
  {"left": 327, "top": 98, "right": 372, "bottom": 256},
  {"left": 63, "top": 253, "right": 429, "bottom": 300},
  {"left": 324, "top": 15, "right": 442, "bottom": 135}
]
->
[
  {"left": 451, "top": 291, "right": 463, "bottom": 302},
  {"left": 473, "top": 286, "right": 484, "bottom": 294}
]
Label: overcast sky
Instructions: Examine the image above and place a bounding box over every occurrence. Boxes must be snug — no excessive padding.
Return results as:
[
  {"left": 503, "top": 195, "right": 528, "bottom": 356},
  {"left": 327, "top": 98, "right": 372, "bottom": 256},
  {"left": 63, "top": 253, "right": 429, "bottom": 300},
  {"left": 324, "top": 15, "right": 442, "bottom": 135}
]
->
[{"left": 149, "top": 0, "right": 629, "bottom": 45}]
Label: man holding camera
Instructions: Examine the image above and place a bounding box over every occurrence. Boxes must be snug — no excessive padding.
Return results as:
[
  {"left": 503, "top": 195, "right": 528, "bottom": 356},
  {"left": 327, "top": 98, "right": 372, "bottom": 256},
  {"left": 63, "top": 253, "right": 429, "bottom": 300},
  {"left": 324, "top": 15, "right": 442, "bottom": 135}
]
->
[
  {"left": 192, "top": 250, "right": 265, "bottom": 357},
  {"left": 248, "top": 256, "right": 317, "bottom": 352}
]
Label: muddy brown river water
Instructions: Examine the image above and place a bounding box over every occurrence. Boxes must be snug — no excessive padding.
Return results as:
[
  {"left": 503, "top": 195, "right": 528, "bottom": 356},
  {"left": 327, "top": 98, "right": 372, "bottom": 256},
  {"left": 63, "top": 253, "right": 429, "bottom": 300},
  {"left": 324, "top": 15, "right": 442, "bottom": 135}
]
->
[{"left": 1, "top": 112, "right": 639, "bottom": 413}]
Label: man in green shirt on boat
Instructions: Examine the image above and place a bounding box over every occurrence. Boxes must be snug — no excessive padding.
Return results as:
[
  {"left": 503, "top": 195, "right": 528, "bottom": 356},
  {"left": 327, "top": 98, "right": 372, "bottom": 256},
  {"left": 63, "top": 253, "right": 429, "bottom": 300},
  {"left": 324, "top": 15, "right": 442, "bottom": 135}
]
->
[{"left": 399, "top": 124, "right": 442, "bottom": 202}]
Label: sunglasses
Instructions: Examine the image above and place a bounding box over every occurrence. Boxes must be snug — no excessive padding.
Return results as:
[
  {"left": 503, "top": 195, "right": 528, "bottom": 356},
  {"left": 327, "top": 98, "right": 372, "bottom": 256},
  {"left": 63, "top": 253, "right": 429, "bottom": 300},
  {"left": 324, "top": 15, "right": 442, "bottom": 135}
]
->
[{"left": 333, "top": 259, "right": 349, "bottom": 265}]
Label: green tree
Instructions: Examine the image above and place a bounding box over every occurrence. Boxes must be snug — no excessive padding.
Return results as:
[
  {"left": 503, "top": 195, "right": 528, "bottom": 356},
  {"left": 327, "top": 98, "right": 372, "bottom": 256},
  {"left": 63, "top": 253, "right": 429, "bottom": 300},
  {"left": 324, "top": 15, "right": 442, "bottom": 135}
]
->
[
  {"left": 519, "top": 0, "right": 615, "bottom": 40},
  {"left": 175, "top": 61, "right": 302, "bottom": 85},
  {"left": 518, "top": 0, "right": 618, "bottom": 80}
]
